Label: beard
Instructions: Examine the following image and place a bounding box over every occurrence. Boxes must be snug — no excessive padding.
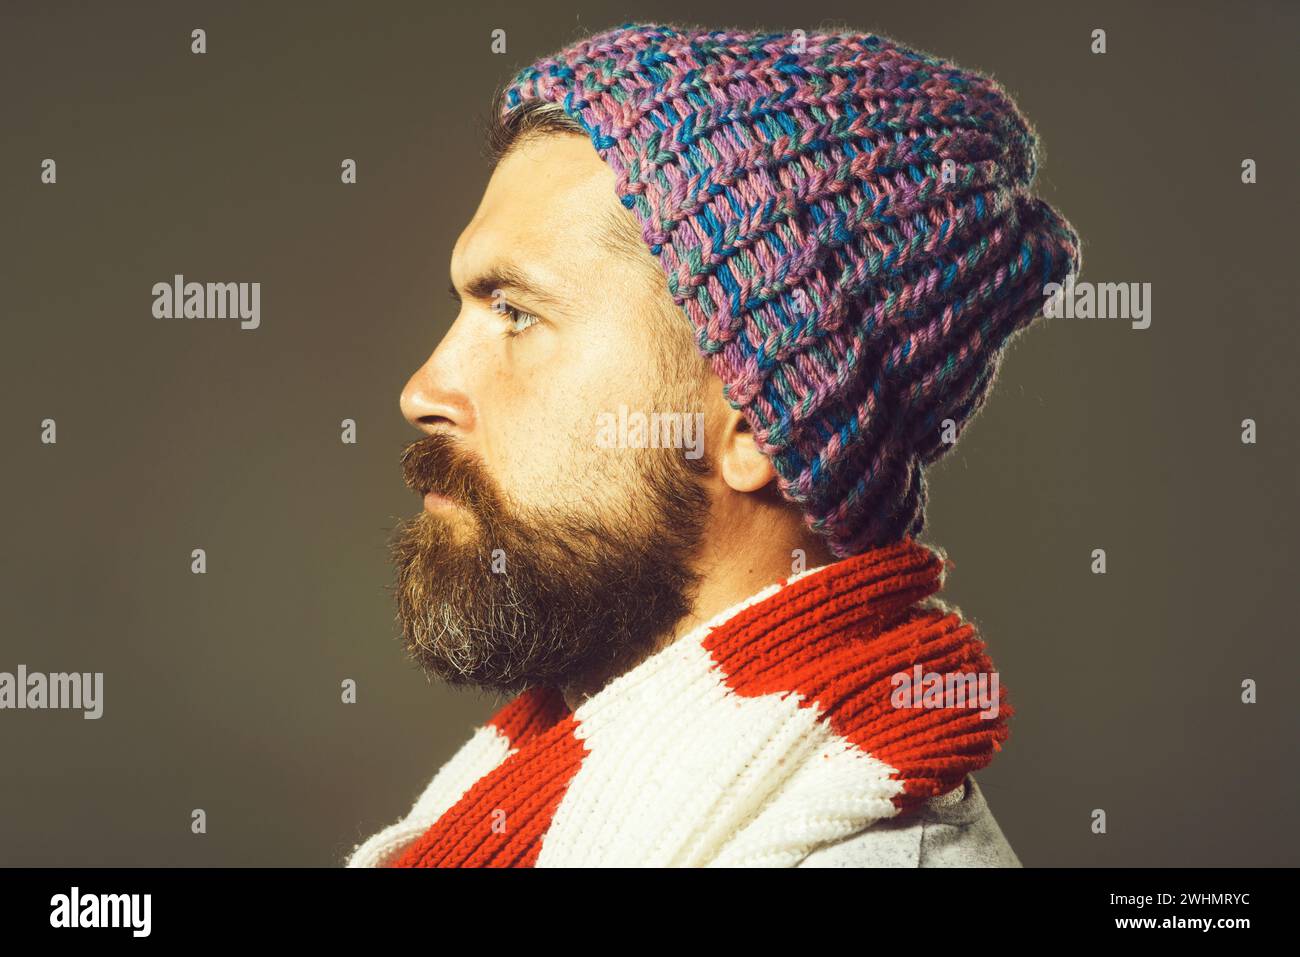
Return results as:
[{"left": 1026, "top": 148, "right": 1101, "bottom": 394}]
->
[{"left": 388, "top": 428, "right": 711, "bottom": 697}]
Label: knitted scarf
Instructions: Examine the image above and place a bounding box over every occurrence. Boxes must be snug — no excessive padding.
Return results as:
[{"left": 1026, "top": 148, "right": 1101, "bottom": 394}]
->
[{"left": 347, "top": 538, "right": 1011, "bottom": 868}]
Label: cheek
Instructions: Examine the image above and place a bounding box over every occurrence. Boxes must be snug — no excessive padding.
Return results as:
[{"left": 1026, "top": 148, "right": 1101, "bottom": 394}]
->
[{"left": 485, "top": 350, "right": 659, "bottom": 509}]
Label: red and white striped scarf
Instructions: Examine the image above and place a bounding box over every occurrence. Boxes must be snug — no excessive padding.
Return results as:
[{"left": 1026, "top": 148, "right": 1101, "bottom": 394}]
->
[{"left": 347, "top": 538, "right": 1011, "bottom": 867}]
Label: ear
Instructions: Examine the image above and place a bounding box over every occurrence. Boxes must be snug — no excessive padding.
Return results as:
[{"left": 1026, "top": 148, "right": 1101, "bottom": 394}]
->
[{"left": 717, "top": 407, "right": 777, "bottom": 493}]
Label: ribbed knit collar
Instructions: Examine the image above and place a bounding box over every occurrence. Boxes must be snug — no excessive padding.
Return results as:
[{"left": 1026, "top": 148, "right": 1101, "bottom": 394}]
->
[{"left": 357, "top": 538, "right": 1011, "bottom": 868}]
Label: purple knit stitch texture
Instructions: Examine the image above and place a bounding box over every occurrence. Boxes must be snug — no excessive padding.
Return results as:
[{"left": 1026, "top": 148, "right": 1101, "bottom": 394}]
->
[{"left": 500, "top": 22, "right": 1082, "bottom": 557}]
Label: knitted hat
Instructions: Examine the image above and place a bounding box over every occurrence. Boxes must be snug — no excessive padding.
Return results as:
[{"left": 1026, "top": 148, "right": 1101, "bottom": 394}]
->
[{"left": 499, "top": 22, "right": 1081, "bottom": 557}]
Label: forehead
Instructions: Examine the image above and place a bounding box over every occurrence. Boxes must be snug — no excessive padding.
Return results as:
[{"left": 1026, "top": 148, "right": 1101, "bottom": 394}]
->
[{"left": 451, "top": 134, "right": 625, "bottom": 302}]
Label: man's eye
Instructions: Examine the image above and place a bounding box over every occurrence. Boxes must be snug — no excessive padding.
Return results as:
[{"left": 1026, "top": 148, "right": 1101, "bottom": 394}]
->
[{"left": 497, "top": 304, "right": 540, "bottom": 337}]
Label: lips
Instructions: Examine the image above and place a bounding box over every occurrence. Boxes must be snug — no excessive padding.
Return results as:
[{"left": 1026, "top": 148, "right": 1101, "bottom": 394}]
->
[
  {"left": 402, "top": 434, "right": 487, "bottom": 517},
  {"left": 423, "top": 489, "right": 459, "bottom": 512}
]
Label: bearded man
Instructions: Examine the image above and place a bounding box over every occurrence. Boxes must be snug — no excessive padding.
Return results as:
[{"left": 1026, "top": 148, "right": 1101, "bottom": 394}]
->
[{"left": 347, "top": 22, "right": 1079, "bottom": 868}]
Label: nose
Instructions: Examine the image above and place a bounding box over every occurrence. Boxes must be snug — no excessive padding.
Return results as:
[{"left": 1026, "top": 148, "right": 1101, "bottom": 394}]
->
[{"left": 399, "top": 347, "right": 476, "bottom": 436}]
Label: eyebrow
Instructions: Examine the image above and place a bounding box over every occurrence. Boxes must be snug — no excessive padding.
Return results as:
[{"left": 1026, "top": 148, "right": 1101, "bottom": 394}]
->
[{"left": 448, "top": 263, "right": 569, "bottom": 311}]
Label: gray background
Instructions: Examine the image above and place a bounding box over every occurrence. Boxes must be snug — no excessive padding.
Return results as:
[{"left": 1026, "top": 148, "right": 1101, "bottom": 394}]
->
[{"left": 2, "top": 0, "right": 1296, "bottom": 866}]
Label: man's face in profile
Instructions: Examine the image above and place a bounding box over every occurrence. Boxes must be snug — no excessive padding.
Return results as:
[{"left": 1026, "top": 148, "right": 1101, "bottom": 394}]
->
[{"left": 393, "top": 134, "right": 719, "bottom": 699}]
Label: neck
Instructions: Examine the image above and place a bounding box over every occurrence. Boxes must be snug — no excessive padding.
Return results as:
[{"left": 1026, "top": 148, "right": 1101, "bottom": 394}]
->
[{"left": 559, "top": 520, "right": 838, "bottom": 711}]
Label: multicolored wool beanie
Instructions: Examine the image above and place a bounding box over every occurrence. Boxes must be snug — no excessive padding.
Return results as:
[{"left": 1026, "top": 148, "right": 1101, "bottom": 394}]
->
[{"left": 499, "top": 22, "right": 1081, "bottom": 558}]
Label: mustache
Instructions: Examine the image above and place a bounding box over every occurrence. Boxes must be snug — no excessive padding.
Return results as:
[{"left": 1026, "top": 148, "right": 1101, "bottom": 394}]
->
[{"left": 399, "top": 432, "right": 498, "bottom": 514}]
